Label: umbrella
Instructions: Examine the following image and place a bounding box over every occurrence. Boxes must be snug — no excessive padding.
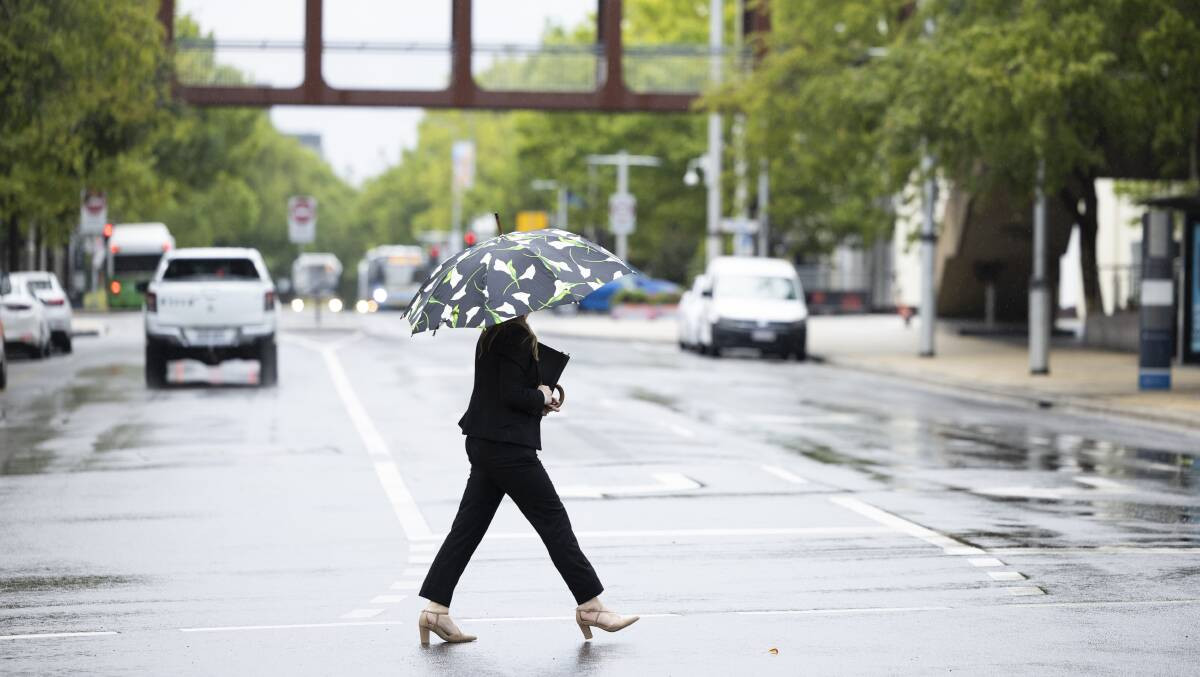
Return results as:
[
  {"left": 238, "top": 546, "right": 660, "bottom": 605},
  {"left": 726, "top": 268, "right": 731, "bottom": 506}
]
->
[{"left": 405, "top": 228, "right": 637, "bottom": 335}]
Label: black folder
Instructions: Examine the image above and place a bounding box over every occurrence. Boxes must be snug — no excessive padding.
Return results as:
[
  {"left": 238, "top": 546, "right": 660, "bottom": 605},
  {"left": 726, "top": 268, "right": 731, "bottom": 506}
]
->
[{"left": 536, "top": 341, "right": 570, "bottom": 388}]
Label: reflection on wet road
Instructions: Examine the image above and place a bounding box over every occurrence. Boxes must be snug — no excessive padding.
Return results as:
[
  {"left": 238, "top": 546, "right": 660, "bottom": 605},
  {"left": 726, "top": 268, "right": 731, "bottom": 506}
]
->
[{"left": 1, "top": 312, "right": 1198, "bottom": 674}]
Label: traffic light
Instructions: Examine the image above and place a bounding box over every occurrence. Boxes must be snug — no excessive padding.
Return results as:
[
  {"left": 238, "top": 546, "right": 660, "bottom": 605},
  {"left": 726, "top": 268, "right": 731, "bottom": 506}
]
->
[{"left": 463, "top": 232, "right": 477, "bottom": 247}]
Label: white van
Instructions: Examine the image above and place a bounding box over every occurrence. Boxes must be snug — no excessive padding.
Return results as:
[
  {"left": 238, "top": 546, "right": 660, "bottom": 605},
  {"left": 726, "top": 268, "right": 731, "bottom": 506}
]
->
[{"left": 687, "top": 256, "right": 808, "bottom": 359}]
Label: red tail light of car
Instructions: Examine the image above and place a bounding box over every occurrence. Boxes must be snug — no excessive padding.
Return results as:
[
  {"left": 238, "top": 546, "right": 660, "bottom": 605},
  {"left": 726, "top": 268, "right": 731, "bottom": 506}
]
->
[
  {"left": 145, "top": 291, "right": 157, "bottom": 313},
  {"left": 42, "top": 297, "right": 65, "bottom": 306},
  {"left": 264, "top": 290, "right": 276, "bottom": 311}
]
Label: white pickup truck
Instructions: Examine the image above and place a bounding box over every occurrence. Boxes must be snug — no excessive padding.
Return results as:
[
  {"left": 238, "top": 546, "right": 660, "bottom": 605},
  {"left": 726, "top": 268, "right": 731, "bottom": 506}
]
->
[{"left": 140, "top": 247, "right": 279, "bottom": 388}]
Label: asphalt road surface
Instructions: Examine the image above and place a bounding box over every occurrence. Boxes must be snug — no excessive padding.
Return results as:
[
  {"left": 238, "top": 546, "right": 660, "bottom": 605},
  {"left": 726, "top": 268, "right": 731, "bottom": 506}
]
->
[{"left": 2, "top": 311, "right": 1198, "bottom": 675}]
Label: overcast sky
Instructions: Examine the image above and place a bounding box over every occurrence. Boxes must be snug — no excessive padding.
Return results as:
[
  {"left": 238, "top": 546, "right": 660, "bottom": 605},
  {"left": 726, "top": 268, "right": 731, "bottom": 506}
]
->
[{"left": 178, "top": 0, "right": 594, "bottom": 185}]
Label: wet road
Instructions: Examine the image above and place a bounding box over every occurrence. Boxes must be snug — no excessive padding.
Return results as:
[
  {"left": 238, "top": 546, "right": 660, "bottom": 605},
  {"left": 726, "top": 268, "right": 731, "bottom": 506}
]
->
[{"left": 2, "top": 312, "right": 1198, "bottom": 675}]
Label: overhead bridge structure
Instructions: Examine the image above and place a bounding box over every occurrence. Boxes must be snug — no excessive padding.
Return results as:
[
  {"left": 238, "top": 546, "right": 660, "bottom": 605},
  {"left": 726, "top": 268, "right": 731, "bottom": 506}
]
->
[{"left": 158, "top": 0, "right": 769, "bottom": 112}]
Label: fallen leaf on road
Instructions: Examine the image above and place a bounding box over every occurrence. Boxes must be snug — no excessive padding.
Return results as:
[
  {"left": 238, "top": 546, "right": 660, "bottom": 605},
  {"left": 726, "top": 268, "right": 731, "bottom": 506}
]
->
[{"left": 768, "top": 648, "right": 779, "bottom": 655}]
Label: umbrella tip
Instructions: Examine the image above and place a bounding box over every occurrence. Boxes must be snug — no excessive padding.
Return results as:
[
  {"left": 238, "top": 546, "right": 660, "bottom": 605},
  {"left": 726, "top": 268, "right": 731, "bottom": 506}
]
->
[{"left": 494, "top": 212, "right": 502, "bottom": 235}]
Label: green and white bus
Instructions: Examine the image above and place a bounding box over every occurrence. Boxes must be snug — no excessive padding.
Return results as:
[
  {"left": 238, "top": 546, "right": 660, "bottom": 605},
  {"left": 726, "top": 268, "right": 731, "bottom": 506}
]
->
[{"left": 107, "top": 223, "right": 174, "bottom": 309}]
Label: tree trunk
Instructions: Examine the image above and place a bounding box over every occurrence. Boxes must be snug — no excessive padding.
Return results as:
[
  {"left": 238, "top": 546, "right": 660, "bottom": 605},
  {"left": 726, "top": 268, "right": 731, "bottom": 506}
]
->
[
  {"left": 1059, "top": 177, "right": 1104, "bottom": 318},
  {"left": 5, "top": 215, "right": 19, "bottom": 272}
]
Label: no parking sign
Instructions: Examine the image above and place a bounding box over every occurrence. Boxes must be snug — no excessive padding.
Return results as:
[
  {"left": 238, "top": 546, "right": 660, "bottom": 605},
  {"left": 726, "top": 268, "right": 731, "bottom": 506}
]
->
[{"left": 288, "top": 196, "right": 317, "bottom": 244}]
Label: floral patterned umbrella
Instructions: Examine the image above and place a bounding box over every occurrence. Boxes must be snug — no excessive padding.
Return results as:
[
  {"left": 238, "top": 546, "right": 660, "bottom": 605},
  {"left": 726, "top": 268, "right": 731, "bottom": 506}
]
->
[{"left": 405, "top": 228, "right": 637, "bottom": 335}]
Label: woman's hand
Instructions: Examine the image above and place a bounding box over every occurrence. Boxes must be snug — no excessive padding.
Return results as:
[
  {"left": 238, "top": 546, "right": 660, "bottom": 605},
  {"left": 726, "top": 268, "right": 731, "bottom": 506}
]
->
[{"left": 538, "top": 385, "right": 561, "bottom": 416}]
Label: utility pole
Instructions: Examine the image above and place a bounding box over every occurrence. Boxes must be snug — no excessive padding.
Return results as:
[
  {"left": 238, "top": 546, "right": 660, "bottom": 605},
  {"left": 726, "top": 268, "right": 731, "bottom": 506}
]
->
[
  {"left": 919, "top": 152, "right": 938, "bottom": 357},
  {"left": 1029, "top": 158, "right": 1050, "bottom": 374},
  {"left": 706, "top": 0, "right": 724, "bottom": 264},
  {"left": 586, "top": 151, "right": 661, "bottom": 262},
  {"left": 757, "top": 160, "right": 769, "bottom": 257}
]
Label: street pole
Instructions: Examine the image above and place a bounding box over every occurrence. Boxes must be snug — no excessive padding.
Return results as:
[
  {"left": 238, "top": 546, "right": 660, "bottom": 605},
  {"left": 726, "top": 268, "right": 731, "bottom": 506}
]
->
[
  {"left": 557, "top": 186, "right": 568, "bottom": 231},
  {"left": 450, "top": 185, "right": 462, "bottom": 256},
  {"left": 616, "top": 153, "right": 630, "bottom": 261},
  {"left": 706, "top": 0, "right": 723, "bottom": 264},
  {"left": 1029, "top": 158, "right": 1050, "bottom": 374},
  {"left": 757, "top": 160, "right": 769, "bottom": 257},
  {"left": 919, "top": 153, "right": 938, "bottom": 357}
]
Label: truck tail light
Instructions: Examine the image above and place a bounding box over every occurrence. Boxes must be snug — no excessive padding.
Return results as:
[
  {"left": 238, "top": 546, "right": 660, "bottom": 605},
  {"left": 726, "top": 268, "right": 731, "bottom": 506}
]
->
[
  {"left": 264, "top": 290, "right": 276, "bottom": 311},
  {"left": 145, "top": 291, "right": 157, "bottom": 313}
]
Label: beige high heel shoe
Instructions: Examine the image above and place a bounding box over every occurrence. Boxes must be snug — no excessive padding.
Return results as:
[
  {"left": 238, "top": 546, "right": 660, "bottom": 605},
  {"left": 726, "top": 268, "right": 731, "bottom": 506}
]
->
[
  {"left": 418, "top": 610, "right": 477, "bottom": 645},
  {"left": 575, "top": 609, "right": 640, "bottom": 640}
]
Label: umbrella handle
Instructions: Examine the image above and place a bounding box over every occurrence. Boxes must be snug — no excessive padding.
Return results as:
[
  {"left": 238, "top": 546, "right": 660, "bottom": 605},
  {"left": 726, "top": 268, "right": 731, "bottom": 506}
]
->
[{"left": 553, "top": 384, "right": 565, "bottom": 407}]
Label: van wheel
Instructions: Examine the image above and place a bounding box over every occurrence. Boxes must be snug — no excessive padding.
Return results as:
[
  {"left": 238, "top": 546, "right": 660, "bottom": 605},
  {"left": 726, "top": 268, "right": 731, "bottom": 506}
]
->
[
  {"left": 56, "top": 332, "right": 72, "bottom": 354},
  {"left": 259, "top": 339, "right": 278, "bottom": 387},
  {"left": 145, "top": 339, "right": 167, "bottom": 388},
  {"left": 0, "top": 360, "right": 6, "bottom": 390}
]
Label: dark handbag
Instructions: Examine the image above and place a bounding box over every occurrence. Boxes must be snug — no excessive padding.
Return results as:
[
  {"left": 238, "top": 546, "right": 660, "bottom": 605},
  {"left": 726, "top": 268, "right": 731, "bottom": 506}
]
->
[{"left": 536, "top": 341, "right": 570, "bottom": 406}]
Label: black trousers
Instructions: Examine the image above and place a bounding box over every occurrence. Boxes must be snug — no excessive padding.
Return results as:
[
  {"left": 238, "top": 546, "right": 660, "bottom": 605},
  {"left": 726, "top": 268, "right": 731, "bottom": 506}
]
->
[{"left": 419, "top": 436, "right": 604, "bottom": 606}]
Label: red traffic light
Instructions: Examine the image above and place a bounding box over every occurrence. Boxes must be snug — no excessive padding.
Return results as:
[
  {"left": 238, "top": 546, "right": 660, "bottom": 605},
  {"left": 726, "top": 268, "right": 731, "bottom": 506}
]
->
[
  {"left": 463, "top": 232, "right": 477, "bottom": 247},
  {"left": 103, "top": 223, "right": 113, "bottom": 238}
]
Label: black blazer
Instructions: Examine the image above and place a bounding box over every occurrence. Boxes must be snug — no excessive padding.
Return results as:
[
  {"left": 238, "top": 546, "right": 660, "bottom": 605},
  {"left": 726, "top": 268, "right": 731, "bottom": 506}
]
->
[{"left": 458, "top": 324, "right": 546, "bottom": 449}]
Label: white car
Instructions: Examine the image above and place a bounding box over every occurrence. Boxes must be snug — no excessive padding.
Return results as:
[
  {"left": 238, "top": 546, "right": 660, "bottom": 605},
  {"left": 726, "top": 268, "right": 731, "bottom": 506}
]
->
[
  {"left": 142, "top": 248, "right": 279, "bottom": 388},
  {"left": 676, "top": 274, "right": 711, "bottom": 351},
  {"left": 693, "top": 256, "right": 808, "bottom": 360},
  {"left": 0, "top": 273, "right": 52, "bottom": 359},
  {"left": 11, "top": 271, "right": 72, "bottom": 352}
]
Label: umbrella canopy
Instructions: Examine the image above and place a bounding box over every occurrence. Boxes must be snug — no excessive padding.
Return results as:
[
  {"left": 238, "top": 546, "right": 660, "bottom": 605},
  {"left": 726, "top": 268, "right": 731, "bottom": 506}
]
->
[{"left": 405, "top": 228, "right": 637, "bottom": 335}]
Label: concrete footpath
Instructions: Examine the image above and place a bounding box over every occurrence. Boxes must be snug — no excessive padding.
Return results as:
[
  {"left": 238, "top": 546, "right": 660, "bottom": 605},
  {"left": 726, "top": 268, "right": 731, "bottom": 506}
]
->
[{"left": 533, "top": 312, "right": 1200, "bottom": 431}]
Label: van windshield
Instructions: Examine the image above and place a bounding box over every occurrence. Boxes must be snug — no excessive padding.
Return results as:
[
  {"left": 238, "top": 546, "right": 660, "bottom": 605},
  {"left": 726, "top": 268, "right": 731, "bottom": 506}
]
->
[
  {"left": 714, "top": 275, "right": 799, "bottom": 300},
  {"left": 163, "top": 258, "right": 259, "bottom": 281}
]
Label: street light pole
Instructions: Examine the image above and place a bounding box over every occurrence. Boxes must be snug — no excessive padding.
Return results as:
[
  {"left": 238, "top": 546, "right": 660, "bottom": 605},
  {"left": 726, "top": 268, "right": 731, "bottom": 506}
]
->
[
  {"left": 586, "top": 151, "right": 661, "bottom": 262},
  {"left": 706, "top": 0, "right": 723, "bottom": 264},
  {"left": 1030, "top": 158, "right": 1050, "bottom": 374},
  {"left": 919, "top": 152, "right": 938, "bottom": 357}
]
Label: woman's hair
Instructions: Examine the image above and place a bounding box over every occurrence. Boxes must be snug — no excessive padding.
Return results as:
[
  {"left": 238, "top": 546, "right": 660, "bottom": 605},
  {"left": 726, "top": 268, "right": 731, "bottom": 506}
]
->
[{"left": 479, "top": 315, "right": 539, "bottom": 361}]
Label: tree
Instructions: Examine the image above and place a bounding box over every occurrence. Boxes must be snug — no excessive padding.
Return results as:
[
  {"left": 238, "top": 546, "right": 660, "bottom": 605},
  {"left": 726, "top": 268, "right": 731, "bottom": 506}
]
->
[
  {"left": 725, "top": 0, "right": 1200, "bottom": 316},
  {"left": 0, "top": 0, "right": 167, "bottom": 269}
]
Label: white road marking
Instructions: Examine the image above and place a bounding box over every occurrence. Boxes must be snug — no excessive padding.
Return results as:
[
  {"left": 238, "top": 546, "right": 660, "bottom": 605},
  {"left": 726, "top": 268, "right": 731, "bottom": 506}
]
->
[
  {"left": 968, "top": 557, "right": 1005, "bottom": 568},
  {"left": 430, "top": 526, "right": 893, "bottom": 541},
  {"left": 288, "top": 335, "right": 432, "bottom": 542},
  {"left": 1007, "top": 587, "right": 1046, "bottom": 596},
  {"left": 760, "top": 464, "right": 809, "bottom": 485},
  {"left": 667, "top": 423, "right": 695, "bottom": 438},
  {"left": 340, "top": 608, "right": 385, "bottom": 620},
  {"left": 369, "top": 595, "right": 408, "bottom": 604},
  {"left": 988, "top": 571, "right": 1028, "bottom": 582},
  {"left": 181, "top": 621, "right": 405, "bottom": 633},
  {"left": 409, "top": 554, "right": 434, "bottom": 564},
  {"left": 0, "top": 631, "right": 118, "bottom": 641},
  {"left": 409, "top": 542, "right": 438, "bottom": 552},
  {"left": 737, "top": 606, "right": 950, "bottom": 616},
  {"left": 557, "top": 472, "right": 701, "bottom": 498},
  {"left": 390, "top": 581, "right": 421, "bottom": 590},
  {"left": 402, "top": 567, "right": 426, "bottom": 577},
  {"left": 1073, "top": 476, "right": 1131, "bottom": 492},
  {"left": 830, "top": 495, "right": 984, "bottom": 555}
]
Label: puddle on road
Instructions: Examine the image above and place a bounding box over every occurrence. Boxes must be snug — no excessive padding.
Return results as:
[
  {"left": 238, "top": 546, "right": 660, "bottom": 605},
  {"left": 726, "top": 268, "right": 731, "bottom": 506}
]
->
[{"left": 0, "top": 574, "right": 139, "bottom": 595}]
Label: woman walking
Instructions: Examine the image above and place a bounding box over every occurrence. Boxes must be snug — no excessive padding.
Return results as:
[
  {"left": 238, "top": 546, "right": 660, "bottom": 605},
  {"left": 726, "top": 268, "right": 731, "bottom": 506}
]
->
[{"left": 417, "top": 315, "right": 639, "bottom": 645}]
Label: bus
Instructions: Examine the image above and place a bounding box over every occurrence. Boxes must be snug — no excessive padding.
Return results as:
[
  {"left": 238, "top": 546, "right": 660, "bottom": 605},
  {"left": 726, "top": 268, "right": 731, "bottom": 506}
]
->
[
  {"left": 291, "top": 253, "right": 343, "bottom": 300},
  {"left": 357, "top": 245, "right": 426, "bottom": 310},
  {"left": 107, "top": 223, "right": 174, "bottom": 309}
]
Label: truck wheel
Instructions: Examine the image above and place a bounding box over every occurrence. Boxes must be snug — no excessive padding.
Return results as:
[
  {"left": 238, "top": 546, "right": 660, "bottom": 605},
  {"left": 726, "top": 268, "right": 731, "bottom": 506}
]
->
[
  {"left": 145, "top": 339, "right": 167, "bottom": 388},
  {"left": 259, "top": 339, "right": 278, "bottom": 387}
]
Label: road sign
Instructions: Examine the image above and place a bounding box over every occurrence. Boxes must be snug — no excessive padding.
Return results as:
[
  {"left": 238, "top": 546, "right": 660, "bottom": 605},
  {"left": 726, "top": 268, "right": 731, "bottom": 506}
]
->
[
  {"left": 720, "top": 217, "right": 759, "bottom": 234},
  {"left": 288, "top": 196, "right": 317, "bottom": 244},
  {"left": 516, "top": 211, "right": 549, "bottom": 232},
  {"left": 79, "top": 189, "right": 107, "bottom": 235},
  {"left": 609, "top": 192, "right": 636, "bottom": 235}
]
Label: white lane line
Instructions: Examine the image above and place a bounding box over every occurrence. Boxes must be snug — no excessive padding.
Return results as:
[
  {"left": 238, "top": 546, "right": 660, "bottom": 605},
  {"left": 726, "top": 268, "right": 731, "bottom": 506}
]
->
[
  {"left": 830, "top": 495, "right": 983, "bottom": 555},
  {"left": 557, "top": 472, "right": 701, "bottom": 498},
  {"left": 760, "top": 464, "right": 809, "bottom": 485},
  {"left": 1007, "top": 587, "right": 1047, "bottom": 596},
  {"left": 968, "top": 557, "right": 1005, "bottom": 568},
  {"left": 429, "top": 526, "right": 893, "bottom": 541},
  {"left": 390, "top": 581, "right": 421, "bottom": 590},
  {"left": 0, "top": 631, "right": 118, "bottom": 641},
  {"left": 181, "top": 621, "right": 406, "bottom": 633},
  {"left": 302, "top": 339, "right": 431, "bottom": 542},
  {"left": 369, "top": 595, "right": 409, "bottom": 604},
  {"left": 409, "top": 554, "right": 434, "bottom": 564},
  {"left": 988, "top": 571, "right": 1028, "bottom": 582},
  {"left": 409, "top": 542, "right": 438, "bottom": 552},
  {"left": 402, "top": 567, "right": 427, "bottom": 577},
  {"left": 667, "top": 423, "right": 695, "bottom": 439},
  {"left": 737, "top": 606, "right": 950, "bottom": 616},
  {"left": 459, "top": 613, "right": 680, "bottom": 623},
  {"left": 340, "top": 608, "right": 386, "bottom": 620}
]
